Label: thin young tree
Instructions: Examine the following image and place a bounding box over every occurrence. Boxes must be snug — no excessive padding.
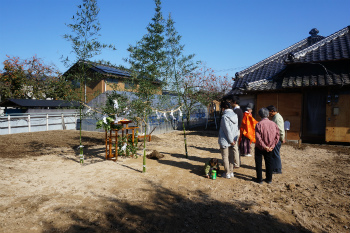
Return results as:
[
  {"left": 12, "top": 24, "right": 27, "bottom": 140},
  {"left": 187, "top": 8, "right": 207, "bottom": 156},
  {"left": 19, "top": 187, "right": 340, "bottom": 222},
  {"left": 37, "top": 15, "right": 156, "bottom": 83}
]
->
[
  {"left": 165, "top": 13, "right": 196, "bottom": 158},
  {"left": 126, "top": 0, "right": 167, "bottom": 172},
  {"left": 63, "top": 0, "right": 115, "bottom": 163}
]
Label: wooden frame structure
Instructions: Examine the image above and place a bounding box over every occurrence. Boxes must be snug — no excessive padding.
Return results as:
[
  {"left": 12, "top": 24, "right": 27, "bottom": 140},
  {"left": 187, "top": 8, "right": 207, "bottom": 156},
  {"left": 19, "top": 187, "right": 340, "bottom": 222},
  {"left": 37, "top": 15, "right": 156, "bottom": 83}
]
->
[{"left": 105, "top": 121, "right": 138, "bottom": 161}]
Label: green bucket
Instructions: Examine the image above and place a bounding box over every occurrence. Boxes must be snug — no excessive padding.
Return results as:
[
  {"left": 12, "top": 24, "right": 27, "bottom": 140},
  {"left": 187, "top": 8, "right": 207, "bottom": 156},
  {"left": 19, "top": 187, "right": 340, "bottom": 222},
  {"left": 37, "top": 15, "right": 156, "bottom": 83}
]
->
[{"left": 212, "top": 170, "right": 217, "bottom": 180}]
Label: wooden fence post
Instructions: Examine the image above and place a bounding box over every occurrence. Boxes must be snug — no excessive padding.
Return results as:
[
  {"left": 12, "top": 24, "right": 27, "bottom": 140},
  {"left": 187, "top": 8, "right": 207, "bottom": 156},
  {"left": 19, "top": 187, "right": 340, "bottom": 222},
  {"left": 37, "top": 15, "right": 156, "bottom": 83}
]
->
[
  {"left": 8, "top": 115, "right": 11, "bottom": 134},
  {"left": 61, "top": 113, "right": 66, "bottom": 130},
  {"left": 46, "top": 114, "right": 49, "bottom": 131},
  {"left": 28, "top": 114, "right": 31, "bottom": 132}
]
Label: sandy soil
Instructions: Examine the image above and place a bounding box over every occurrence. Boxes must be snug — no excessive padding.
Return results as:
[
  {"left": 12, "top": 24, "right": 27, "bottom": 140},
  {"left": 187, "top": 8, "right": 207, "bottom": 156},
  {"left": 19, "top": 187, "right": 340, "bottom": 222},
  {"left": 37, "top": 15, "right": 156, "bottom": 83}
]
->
[{"left": 0, "top": 129, "right": 349, "bottom": 233}]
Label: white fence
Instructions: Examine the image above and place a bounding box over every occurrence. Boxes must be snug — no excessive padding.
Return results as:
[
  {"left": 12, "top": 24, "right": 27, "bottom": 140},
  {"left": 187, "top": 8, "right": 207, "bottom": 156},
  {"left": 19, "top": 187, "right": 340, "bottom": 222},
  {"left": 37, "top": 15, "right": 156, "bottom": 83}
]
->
[
  {"left": 0, "top": 113, "right": 78, "bottom": 135},
  {"left": 0, "top": 111, "right": 211, "bottom": 135}
]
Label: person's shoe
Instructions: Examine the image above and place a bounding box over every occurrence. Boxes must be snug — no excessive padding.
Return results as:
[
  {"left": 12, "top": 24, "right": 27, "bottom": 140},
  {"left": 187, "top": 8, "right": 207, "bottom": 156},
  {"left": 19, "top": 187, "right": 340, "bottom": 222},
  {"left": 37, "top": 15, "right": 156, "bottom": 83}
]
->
[
  {"left": 246, "top": 154, "right": 252, "bottom": 157},
  {"left": 273, "top": 170, "right": 282, "bottom": 174},
  {"left": 223, "top": 173, "right": 231, "bottom": 179},
  {"left": 265, "top": 179, "right": 272, "bottom": 184},
  {"left": 230, "top": 172, "right": 234, "bottom": 178},
  {"left": 252, "top": 178, "right": 263, "bottom": 184}
]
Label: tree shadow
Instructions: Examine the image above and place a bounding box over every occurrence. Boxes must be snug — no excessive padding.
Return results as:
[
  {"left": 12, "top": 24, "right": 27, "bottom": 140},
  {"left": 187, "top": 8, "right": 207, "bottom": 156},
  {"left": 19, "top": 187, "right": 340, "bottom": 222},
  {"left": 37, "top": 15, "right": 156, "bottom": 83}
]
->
[
  {"left": 74, "top": 135, "right": 105, "bottom": 145},
  {"left": 160, "top": 151, "right": 209, "bottom": 164},
  {"left": 191, "top": 145, "right": 220, "bottom": 154},
  {"left": 157, "top": 158, "right": 204, "bottom": 177},
  {"left": 41, "top": 179, "right": 313, "bottom": 233},
  {"left": 156, "top": 152, "right": 266, "bottom": 181},
  {"left": 185, "top": 130, "right": 219, "bottom": 138}
]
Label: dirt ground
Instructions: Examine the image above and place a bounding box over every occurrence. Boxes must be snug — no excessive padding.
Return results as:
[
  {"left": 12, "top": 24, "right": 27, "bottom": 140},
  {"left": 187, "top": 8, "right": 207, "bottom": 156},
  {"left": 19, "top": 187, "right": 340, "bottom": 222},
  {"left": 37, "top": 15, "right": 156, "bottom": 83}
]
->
[{"left": 0, "top": 129, "right": 349, "bottom": 233}]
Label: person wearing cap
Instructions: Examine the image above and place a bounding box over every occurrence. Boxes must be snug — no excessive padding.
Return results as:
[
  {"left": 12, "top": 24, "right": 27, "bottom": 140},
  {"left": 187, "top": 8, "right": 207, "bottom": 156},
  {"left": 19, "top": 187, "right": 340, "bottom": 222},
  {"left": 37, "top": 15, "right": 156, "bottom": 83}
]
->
[
  {"left": 266, "top": 105, "right": 285, "bottom": 174},
  {"left": 239, "top": 103, "right": 258, "bottom": 157}
]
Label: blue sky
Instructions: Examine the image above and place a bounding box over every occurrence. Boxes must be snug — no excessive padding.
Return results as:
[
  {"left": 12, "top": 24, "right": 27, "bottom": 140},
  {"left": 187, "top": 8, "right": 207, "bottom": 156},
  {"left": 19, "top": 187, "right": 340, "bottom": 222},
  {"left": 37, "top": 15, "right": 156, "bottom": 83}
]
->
[{"left": 1, "top": 0, "right": 349, "bottom": 78}]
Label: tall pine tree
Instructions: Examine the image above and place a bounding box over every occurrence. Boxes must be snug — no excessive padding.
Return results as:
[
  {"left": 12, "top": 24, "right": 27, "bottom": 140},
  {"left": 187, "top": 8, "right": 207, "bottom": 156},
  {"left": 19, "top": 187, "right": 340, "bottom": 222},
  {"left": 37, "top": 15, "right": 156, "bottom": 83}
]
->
[{"left": 126, "top": 0, "right": 167, "bottom": 172}]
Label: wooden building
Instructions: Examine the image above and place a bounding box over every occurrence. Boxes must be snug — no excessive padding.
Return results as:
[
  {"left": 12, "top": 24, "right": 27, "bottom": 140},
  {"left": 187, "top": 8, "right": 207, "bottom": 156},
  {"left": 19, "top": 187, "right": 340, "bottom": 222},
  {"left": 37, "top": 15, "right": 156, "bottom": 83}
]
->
[
  {"left": 228, "top": 26, "right": 350, "bottom": 143},
  {"left": 64, "top": 61, "right": 162, "bottom": 103}
]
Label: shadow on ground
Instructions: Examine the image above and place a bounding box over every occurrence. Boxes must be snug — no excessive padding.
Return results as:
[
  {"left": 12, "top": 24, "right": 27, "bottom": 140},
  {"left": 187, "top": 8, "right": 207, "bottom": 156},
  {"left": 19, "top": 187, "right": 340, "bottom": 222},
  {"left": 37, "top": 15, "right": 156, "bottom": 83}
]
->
[{"left": 42, "top": 179, "right": 312, "bottom": 233}]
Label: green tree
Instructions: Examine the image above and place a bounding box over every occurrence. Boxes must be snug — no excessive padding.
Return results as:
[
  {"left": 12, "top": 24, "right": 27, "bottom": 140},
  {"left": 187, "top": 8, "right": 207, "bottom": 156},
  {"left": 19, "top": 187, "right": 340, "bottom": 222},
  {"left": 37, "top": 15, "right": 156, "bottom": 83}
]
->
[
  {"left": 63, "top": 0, "right": 115, "bottom": 163},
  {"left": 165, "top": 13, "right": 196, "bottom": 158},
  {"left": 126, "top": 0, "right": 167, "bottom": 172},
  {"left": 0, "top": 55, "right": 73, "bottom": 101}
]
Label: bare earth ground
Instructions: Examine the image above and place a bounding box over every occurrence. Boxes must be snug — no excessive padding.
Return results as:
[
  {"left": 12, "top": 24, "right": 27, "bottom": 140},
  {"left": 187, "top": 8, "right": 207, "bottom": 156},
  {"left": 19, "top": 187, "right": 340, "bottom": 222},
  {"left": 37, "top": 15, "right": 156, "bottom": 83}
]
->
[{"left": 0, "top": 130, "right": 349, "bottom": 233}]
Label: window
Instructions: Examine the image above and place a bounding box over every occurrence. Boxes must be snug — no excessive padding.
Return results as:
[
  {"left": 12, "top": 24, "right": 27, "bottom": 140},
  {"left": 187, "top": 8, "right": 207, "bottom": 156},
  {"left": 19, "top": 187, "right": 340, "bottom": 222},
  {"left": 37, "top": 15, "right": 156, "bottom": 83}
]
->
[
  {"left": 107, "top": 78, "right": 119, "bottom": 85},
  {"left": 125, "top": 82, "right": 135, "bottom": 89}
]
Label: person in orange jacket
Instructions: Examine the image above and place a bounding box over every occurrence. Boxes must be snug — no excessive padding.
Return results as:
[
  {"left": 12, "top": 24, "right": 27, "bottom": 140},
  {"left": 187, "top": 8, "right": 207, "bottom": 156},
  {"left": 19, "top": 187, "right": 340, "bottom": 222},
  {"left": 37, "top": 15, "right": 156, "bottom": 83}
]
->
[{"left": 239, "top": 103, "right": 258, "bottom": 157}]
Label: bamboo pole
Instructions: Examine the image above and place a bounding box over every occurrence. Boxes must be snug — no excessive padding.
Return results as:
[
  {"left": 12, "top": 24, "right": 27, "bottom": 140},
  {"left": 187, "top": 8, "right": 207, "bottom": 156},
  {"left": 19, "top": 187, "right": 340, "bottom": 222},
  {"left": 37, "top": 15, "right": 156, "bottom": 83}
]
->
[
  {"left": 116, "top": 130, "right": 118, "bottom": 160},
  {"left": 109, "top": 130, "right": 112, "bottom": 159},
  {"left": 105, "top": 130, "right": 108, "bottom": 160}
]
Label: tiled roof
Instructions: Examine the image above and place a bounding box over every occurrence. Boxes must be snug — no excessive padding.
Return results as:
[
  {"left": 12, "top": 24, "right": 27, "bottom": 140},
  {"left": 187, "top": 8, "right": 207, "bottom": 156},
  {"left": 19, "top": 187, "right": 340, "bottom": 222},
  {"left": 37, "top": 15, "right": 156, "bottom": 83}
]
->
[
  {"left": 245, "top": 60, "right": 350, "bottom": 91},
  {"left": 292, "top": 26, "right": 350, "bottom": 62},
  {"left": 229, "top": 26, "right": 350, "bottom": 94}
]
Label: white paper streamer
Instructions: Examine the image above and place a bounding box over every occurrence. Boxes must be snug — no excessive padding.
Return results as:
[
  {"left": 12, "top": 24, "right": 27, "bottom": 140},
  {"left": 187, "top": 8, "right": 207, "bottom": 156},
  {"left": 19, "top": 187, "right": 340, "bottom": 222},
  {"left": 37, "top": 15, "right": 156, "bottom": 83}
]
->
[
  {"left": 179, "top": 108, "right": 182, "bottom": 116},
  {"left": 103, "top": 116, "right": 107, "bottom": 124},
  {"left": 156, "top": 110, "right": 160, "bottom": 119},
  {"left": 121, "top": 143, "right": 127, "bottom": 151},
  {"left": 113, "top": 100, "right": 119, "bottom": 109},
  {"left": 170, "top": 110, "right": 174, "bottom": 119},
  {"left": 123, "top": 107, "right": 130, "bottom": 115},
  {"left": 163, "top": 112, "right": 167, "bottom": 120}
]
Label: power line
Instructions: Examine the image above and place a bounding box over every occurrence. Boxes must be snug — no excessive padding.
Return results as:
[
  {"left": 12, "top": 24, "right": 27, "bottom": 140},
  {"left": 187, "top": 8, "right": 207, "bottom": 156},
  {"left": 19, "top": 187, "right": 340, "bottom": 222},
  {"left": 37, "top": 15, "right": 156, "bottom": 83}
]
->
[{"left": 215, "top": 66, "right": 250, "bottom": 73}]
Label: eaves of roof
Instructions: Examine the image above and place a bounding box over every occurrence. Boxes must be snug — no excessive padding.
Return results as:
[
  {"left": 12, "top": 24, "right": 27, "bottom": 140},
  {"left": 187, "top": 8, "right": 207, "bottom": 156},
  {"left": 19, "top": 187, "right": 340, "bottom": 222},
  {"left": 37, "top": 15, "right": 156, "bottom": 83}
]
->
[
  {"left": 63, "top": 60, "right": 131, "bottom": 79},
  {"left": 90, "top": 64, "right": 131, "bottom": 77},
  {"left": 0, "top": 99, "right": 80, "bottom": 108}
]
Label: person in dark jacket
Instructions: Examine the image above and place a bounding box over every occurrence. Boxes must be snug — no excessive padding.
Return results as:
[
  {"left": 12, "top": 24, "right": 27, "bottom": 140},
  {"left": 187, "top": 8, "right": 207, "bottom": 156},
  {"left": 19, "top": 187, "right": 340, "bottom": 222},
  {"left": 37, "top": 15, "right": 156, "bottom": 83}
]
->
[
  {"left": 266, "top": 105, "right": 285, "bottom": 174},
  {"left": 231, "top": 96, "right": 243, "bottom": 168}
]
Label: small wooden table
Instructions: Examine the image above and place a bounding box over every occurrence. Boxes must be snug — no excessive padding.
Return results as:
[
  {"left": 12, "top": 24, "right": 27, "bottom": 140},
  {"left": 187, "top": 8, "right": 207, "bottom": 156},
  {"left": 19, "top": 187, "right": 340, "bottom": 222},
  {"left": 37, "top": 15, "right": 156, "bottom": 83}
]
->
[{"left": 105, "top": 120, "right": 138, "bottom": 161}]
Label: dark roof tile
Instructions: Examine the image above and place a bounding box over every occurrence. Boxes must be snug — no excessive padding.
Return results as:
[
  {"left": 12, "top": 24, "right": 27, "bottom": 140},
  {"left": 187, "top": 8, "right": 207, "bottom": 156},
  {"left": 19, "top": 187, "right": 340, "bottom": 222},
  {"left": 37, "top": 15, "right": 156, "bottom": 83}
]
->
[{"left": 230, "top": 26, "right": 350, "bottom": 93}]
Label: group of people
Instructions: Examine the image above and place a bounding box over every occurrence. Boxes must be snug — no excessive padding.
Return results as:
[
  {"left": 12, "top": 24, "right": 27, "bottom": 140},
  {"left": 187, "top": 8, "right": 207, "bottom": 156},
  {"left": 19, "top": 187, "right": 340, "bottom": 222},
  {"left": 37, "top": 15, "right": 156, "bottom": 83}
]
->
[{"left": 204, "top": 96, "right": 285, "bottom": 184}]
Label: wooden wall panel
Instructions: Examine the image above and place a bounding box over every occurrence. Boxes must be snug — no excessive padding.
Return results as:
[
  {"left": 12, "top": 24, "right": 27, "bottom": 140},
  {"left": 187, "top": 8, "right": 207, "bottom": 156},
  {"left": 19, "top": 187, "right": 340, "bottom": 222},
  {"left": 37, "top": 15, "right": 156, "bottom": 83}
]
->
[
  {"left": 86, "top": 80, "right": 103, "bottom": 103},
  {"left": 256, "top": 93, "right": 277, "bottom": 112},
  {"left": 326, "top": 94, "right": 350, "bottom": 142},
  {"left": 278, "top": 93, "right": 302, "bottom": 140},
  {"left": 106, "top": 82, "right": 124, "bottom": 92},
  {"left": 256, "top": 93, "right": 302, "bottom": 141}
]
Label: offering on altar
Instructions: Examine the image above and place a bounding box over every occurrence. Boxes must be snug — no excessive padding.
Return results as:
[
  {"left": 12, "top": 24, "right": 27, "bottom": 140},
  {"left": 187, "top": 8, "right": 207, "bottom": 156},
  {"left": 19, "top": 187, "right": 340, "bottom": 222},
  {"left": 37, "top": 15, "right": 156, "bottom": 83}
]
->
[{"left": 119, "top": 119, "right": 132, "bottom": 124}]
